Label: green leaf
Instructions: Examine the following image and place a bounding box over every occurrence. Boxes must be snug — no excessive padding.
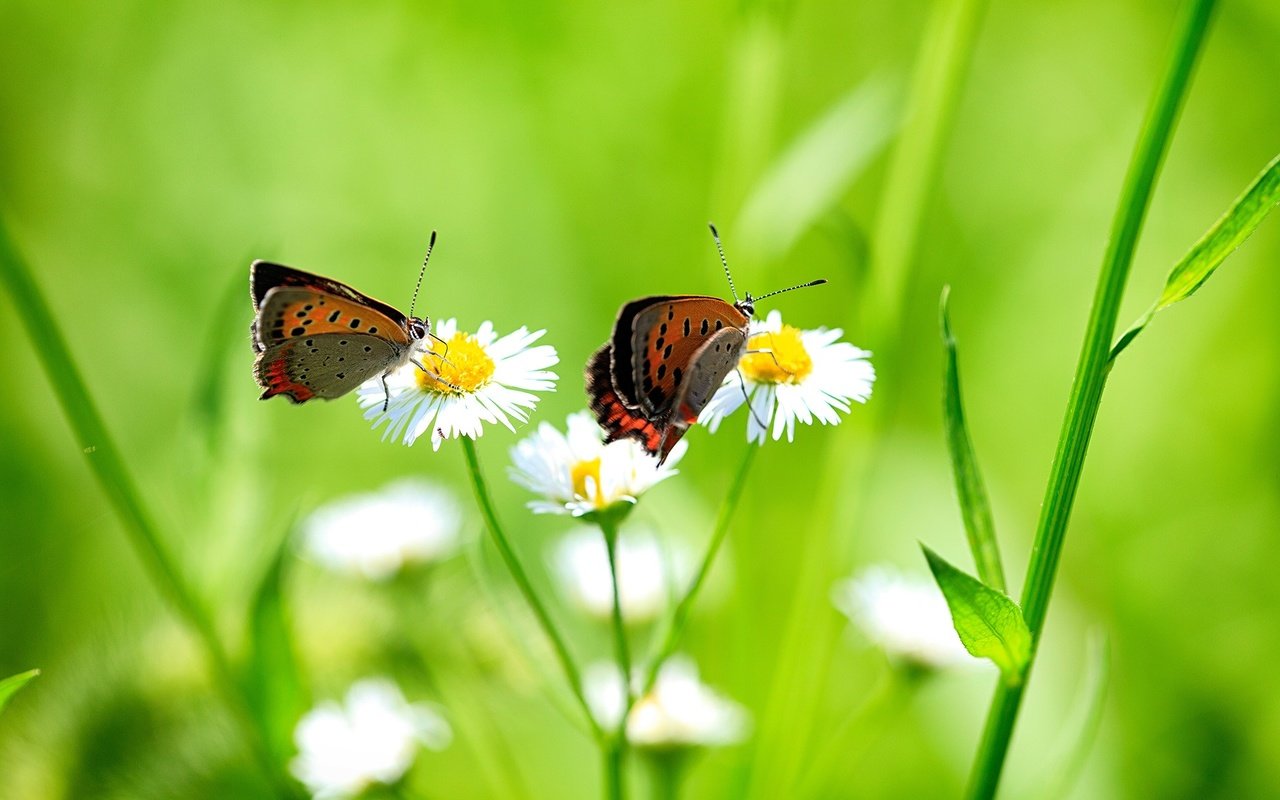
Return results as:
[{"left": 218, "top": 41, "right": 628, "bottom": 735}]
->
[
  {"left": 1112, "top": 152, "right": 1280, "bottom": 361},
  {"left": 243, "top": 527, "right": 309, "bottom": 763},
  {"left": 0, "top": 669, "right": 39, "bottom": 716},
  {"left": 736, "top": 75, "right": 900, "bottom": 259},
  {"left": 940, "top": 287, "right": 1006, "bottom": 593},
  {"left": 921, "top": 545, "right": 1030, "bottom": 682}
]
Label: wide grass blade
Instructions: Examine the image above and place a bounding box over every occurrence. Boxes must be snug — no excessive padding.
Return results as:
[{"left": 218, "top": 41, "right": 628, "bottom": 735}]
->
[
  {"left": 1041, "top": 631, "right": 1110, "bottom": 800},
  {"left": 922, "top": 546, "right": 1029, "bottom": 682},
  {"left": 940, "top": 288, "right": 1007, "bottom": 593},
  {"left": 736, "top": 76, "right": 900, "bottom": 259},
  {"left": 0, "top": 669, "right": 39, "bottom": 716},
  {"left": 243, "top": 523, "right": 310, "bottom": 764},
  {"left": 1112, "top": 152, "right": 1280, "bottom": 360}
]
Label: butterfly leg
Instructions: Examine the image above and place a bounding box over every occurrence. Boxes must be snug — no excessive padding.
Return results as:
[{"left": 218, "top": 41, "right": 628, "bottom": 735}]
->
[
  {"left": 410, "top": 358, "right": 465, "bottom": 393},
  {"left": 381, "top": 372, "right": 391, "bottom": 412},
  {"left": 736, "top": 368, "right": 769, "bottom": 431},
  {"left": 745, "top": 334, "right": 797, "bottom": 378},
  {"left": 427, "top": 332, "right": 456, "bottom": 368}
]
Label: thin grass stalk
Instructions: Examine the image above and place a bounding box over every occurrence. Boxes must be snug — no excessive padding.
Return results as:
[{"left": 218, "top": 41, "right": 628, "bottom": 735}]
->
[
  {"left": 459, "top": 437, "right": 604, "bottom": 741},
  {"left": 749, "top": 0, "right": 990, "bottom": 794},
  {"left": 640, "top": 444, "right": 757, "bottom": 696},
  {"left": 964, "top": 2, "right": 1217, "bottom": 797},
  {"left": 0, "top": 221, "right": 294, "bottom": 796}
]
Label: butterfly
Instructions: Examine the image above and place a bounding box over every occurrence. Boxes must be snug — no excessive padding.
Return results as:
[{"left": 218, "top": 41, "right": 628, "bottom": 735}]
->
[
  {"left": 251, "top": 233, "right": 446, "bottom": 408},
  {"left": 586, "top": 224, "right": 825, "bottom": 464}
]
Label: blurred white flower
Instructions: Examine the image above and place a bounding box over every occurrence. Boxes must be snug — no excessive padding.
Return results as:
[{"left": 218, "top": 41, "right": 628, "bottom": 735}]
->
[
  {"left": 291, "top": 678, "right": 451, "bottom": 799},
  {"left": 700, "top": 310, "right": 874, "bottom": 444},
  {"left": 550, "top": 528, "right": 691, "bottom": 624},
  {"left": 585, "top": 657, "right": 749, "bottom": 748},
  {"left": 508, "top": 411, "right": 685, "bottom": 517},
  {"left": 832, "top": 566, "right": 975, "bottom": 670},
  {"left": 303, "top": 479, "right": 463, "bottom": 580},
  {"left": 359, "top": 318, "right": 558, "bottom": 449}
]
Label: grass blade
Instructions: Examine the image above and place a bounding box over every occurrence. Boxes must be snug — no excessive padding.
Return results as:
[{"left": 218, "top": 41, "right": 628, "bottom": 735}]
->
[
  {"left": 965, "top": 2, "right": 1218, "bottom": 796},
  {"left": 1112, "top": 152, "right": 1280, "bottom": 360},
  {"left": 0, "top": 669, "right": 39, "bottom": 716},
  {"left": 243, "top": 523, "right": 310, "bottom": 764},
  {"left": 736, "top": 76, "right": 900, "bottom": 259},
  {"left": 940, "top": 287, "right": 1006, "bottom": 592},
  {"left": 0, "top": 219, "right": 295, "bottom": 795},
  {"left": 1040, "top": 631, "right": 1110, "bottom": 800}
]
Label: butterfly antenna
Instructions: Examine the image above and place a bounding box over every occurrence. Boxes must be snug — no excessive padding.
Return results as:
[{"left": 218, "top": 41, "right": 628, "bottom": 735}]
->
[
  {"left": 410, "top": 230, "right": 437, "bottom": 319},
  {"left": 753, "top": 278, "right": 828, "bottom": 303},
  {"left": 708, "top": 222, "right": 739, "bottom": 303}
]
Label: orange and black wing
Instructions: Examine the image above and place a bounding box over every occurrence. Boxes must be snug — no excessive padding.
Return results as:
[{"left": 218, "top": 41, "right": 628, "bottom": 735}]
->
[
  {"left": 623, "top": 296, "right": 749, "bottom": 419},
  {"left": 587, "top": 343, "right": 687, "bottom": 463}
]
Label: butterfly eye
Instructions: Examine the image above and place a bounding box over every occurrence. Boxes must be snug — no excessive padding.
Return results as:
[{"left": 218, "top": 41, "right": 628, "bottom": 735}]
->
[{"left": 408, "top": 318, "right": 429, "bottom": 339}]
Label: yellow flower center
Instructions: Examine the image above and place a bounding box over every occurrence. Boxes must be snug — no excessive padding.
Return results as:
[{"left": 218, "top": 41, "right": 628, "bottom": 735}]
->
[
  {"left": 570, "top": 457, "right": 604, "bottom": 505},
  {"left": 416, "top": 331, "right": 496, "bottom": 395},
  {"left": 740, "top": 325, "right": 812, "bottom": 384}
]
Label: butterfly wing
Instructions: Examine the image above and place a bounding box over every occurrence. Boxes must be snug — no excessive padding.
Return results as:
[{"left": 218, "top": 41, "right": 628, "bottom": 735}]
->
[
  {"left": 255, "top": 333, "right": 403, "bottom": 403},
  {"left": 254, "top": 287, "right": 411, "bottom": 353},
  {"left": 624, "top": 297, "right": 749, "bottom": 418},
  {"left": 251, "top": 261, "right": 409, "bottom": 321},
  {"left": 586, "top": 343, "right": 668, "bottom": 454}
]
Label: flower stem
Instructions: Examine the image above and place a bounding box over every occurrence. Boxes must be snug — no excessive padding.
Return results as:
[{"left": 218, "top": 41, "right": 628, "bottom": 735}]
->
[
  {"left": 645, "top": 752, "right": 687, "bottom": 800},
  {"left": 598, "top": 513, "right": 633, "bottom": 799},
  {"left": 641, "top": 444, "right": 757, "bottom": 696},
  {"left": 964, "top": 2, "right": 1217, "bottom": 797},
  {"left": 459, "top": 437, "right": 603, "bottom": 741},
  {"left": 604, "top": 741, "right": 625, "bottom": 800},
  {"left": 0, "top": 221, "right": 295, "bottom": 796}
]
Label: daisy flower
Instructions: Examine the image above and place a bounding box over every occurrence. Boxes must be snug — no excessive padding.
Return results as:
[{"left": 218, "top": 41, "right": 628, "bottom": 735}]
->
[
  {"left": 508, "top": 411, "right": 685, "bottom": 518},
  {"left": 359, "top": 318, "right": 558, "bottom": 449},
  {"left": 699, "top": 310, "right": 874, "bottom": 444},
  {"left": 831, "top": 565, "right": 977, "bottom": 672},
  {"left": 550, "top": 527, "right": 692, "bottom": 624},
  {"left": 291, "top": 678, "right": 452, "bottom": 799},
  {"left": 584, "top": 656, "right": 749, "bottom": 749},
  {"left": 302, "top": 479, "right": 463, "bottom": 580}
]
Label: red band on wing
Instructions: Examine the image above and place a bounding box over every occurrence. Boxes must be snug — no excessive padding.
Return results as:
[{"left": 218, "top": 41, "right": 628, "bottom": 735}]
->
[
  {"left": 586, "top": 344, "right": 687, "bottom": 463},
  {"left": 256, "top": 349, "right": 316, "bottom": 403}
]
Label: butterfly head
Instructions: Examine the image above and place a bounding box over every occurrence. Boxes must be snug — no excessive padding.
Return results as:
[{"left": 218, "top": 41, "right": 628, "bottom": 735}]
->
[
  {"left": 735, "top": 294, "right": 756, "bottom": 318},
  {"left": 407, "top": 316, "right": 430, "bottom": 342}
]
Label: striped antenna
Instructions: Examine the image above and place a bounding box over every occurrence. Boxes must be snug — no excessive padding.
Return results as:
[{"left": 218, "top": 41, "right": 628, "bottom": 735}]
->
[
  {"left": 410, "top": 230, "right": 437, "bottom": 318},
  {"left": 708, "top": 222, "right": 739, "bottom": 303},
  {"left": 753, "top": 279, "right": 828, "bottom": 302}
]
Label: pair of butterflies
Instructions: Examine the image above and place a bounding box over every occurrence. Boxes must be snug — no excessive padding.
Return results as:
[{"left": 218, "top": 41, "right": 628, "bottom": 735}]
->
[{"left": 250, "top": 226, "right": 822, "bottom": 462}]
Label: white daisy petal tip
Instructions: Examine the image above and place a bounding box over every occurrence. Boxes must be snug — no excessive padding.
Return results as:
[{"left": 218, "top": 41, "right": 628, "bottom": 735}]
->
[
  {"left": 701, "top": 311, "right": 874, "bottom": 445},
  {"left": 357, "top": 319, "right": 559, "bottom": 448},
  {"left": 508, "top": 410, "right": 684, "bottom": 519}
]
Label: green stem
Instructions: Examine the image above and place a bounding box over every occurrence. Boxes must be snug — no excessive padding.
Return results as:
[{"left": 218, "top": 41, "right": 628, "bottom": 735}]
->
[
  {"left": 964, "top": 2, "right": 1217, "bottom": 798},
  {"left": 797, "top": 669, "right": 911, "bottom": 796},
  {"left": 641, "top": 445, "right": 757, "bottom": 696},
  {"left": 645, "top": 752, "right": 686, "bottom": 800},
  {"left": 459, "top": 437, "right": 603, "bottom": 741},
  {"left": 0, "top": 221, "right": 293, "bottom": 796},
  {"left": 599, "top": 514, "right": 632, "bottom": 799},
  {"left": 604, "top": 740, "right": 625, "bottom": 800}
]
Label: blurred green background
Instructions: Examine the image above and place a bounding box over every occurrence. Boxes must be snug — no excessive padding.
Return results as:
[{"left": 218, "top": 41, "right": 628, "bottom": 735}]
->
[{"left": 2, "top": 0, "right": 1279, "bottom": 797}]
